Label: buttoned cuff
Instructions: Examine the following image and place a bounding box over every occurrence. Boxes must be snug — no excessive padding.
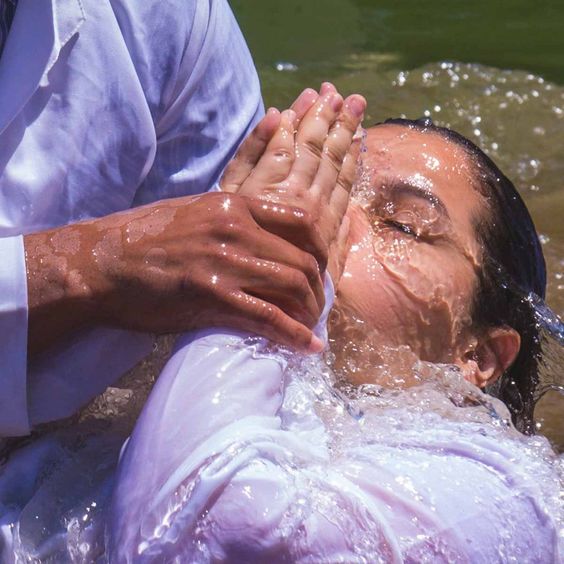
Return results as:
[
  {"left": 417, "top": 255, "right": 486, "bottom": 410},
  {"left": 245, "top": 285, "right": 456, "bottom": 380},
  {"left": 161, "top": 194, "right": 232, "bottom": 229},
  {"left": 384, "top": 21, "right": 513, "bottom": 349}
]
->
[{"left": 0, "top": 235, "right": 30, "bottom": 436}]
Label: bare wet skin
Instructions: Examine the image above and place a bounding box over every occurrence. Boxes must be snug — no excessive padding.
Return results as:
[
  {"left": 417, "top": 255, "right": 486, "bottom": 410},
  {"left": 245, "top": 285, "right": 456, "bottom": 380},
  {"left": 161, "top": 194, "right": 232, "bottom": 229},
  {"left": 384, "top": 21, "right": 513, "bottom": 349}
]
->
[
  {"left": 329, "top": 126, "right": 486, "bottom": 387},
  {"left": 25, "top": 192, "right": 340, "bottom": 356},
  {"left": 63, "top": 119, "right": 559, "bottom": 455}
]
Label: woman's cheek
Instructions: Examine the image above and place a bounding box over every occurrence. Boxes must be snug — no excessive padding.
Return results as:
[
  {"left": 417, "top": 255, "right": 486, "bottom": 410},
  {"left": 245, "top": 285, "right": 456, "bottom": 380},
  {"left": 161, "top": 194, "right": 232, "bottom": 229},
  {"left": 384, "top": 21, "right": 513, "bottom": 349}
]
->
[
  {"left": 339, "top": 224, "right": 385, "bottom": 305},
  {"left": 344, "top": 205, "right": 437, "bottom": 305},
  {"left": 337, "top": 216, "right": 471, "bottom": 360}
]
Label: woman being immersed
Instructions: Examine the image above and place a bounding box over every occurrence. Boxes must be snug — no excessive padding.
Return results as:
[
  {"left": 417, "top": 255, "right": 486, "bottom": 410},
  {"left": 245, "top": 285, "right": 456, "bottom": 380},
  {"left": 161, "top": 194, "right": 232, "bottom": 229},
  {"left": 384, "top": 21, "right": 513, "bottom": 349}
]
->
[{"left": 108, "top": 86, "right": 562, "bottom": 562}]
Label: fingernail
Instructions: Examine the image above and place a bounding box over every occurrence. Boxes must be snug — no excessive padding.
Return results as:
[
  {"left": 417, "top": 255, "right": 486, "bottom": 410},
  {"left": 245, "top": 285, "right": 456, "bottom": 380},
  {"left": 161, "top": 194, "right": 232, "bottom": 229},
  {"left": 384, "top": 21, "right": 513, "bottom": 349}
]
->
[
  {"left": 347, "top": 95, "right": 366, "bottom": 118},
  {"left": 320, "top": 82, "right": 336, "bottom": 95},
  {"left": 330, "top": 93, "right": 343, "bottom": 112},
  {"left": 303, "top": 87, "right": 319, "bottom": 99},
  {"left": 352, "top": 125, "right": 365, "bottom": 140},
  {"left": 299, "top": 88, "right": 318, "bottom": 103},
  {"left": 282, "top": 108, "right": 297, "bottom": 123},
  {"left": 308, "top": 335, "right": 325, "bottom": 353}
]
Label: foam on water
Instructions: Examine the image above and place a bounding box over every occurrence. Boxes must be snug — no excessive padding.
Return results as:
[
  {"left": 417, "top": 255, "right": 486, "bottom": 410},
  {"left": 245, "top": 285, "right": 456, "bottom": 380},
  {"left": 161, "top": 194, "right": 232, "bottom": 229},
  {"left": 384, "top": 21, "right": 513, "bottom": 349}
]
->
[
  {"left": 284, "top": 350, "right": 564, "bottom": 560},
  {"left": 345, "top": 63, "right": 564, "bottom": 448},
  {"left": 8, "top": 335, "right": 564, "bottom": 562},
  {"left": 149, "top": 344, "right": 564, "bottom": 561}
]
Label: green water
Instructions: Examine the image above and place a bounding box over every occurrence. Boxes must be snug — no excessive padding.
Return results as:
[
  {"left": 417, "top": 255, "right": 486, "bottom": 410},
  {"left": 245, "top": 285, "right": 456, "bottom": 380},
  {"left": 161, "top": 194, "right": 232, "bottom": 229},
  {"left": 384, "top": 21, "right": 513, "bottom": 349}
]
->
[
  {"left": 232, "top": 0, "right": 564, "bottom": 448},
  {"left": 232, "top": 0, "right": 564, "bottom": 96}
]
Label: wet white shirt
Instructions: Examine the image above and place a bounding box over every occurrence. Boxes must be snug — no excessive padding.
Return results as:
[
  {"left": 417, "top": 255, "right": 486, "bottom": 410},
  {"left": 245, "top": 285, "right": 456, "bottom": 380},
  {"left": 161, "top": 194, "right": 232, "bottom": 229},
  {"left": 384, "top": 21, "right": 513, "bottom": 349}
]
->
[
  {"left": 107, "top": 281, "right": 562, "bottom": 562},
  {"left": 0, "top": 282, "right": 560, "bottom": 561},
  {"left": 0, "top": 0, "right": 262, "bottom": 436}
]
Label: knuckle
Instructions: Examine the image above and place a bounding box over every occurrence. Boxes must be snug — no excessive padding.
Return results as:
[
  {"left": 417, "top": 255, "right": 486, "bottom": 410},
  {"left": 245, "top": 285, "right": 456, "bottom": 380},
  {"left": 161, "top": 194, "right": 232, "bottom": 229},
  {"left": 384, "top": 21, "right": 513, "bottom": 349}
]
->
[
  {"left": 303, "top": 253, "right": 320, "bottom": 279},
  {"left": 258, "top": 302, "right": 280, "bottom": 325},
  {"left": 227, "top": 192, "right": 247, "bottom": 209},
  {"left": 289, "top": 205, "right": 314, "bottom": 227},
  {"left": 289, "top": 270, "right": 310, "bottom": 297},
  {"left": 272, "top": 147, "right": 294, "bottom": 161},
  {"left": 215, "top": 211, "right": 251, "bottom": 241},
  {"left": 340, "top": 112, "right": 361, "bottom": 134},
  {"left": 300, "top": 138, "right": 323, "bottom": 161},
  {"left": 210, "top": 218, "right": 239, "bottom": 241},
  {"left": 234, "top": 151, "right": 257, "bottom": 167},
  {"left": 323, "top": 144, "right": 345, "bottom": 170},
  {"left": 336, "top": 170, "right": 354, "bottom": 192},
  {"left": 241, "top": 194, "right": 266, "bottom": 212},
  {"left": 226, "top": 220, "right": 245, "bottom": 238},
  {"left": 224, "top": 251, "right": 242, "bottom": 269},
  {"left": 255, "top": 127, "right": 273, "bottom": 145},
  {"left": 287, "top": 187, "right": 308, "bottom": 203}
]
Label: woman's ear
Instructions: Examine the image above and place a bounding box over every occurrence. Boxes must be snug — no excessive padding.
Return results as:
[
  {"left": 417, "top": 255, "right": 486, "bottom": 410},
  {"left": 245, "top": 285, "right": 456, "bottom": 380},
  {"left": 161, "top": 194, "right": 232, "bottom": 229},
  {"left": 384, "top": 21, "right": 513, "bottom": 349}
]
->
[{"left": 458, "top": 327, "right": 521, "bottom": 388}]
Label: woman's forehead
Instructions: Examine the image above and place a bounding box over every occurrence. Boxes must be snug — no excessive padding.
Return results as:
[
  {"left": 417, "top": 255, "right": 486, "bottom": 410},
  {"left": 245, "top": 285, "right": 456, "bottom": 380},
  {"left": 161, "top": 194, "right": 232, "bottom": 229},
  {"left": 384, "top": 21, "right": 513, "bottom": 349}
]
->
[
  {"left": 363, "top": 125, "right": 479, "bottom": 210},
  {"left": 364, "top": 124, "right": 470, "bottom": 172},
  {"left": 361, "top": 124, "right": 484, "bottom": 261}
]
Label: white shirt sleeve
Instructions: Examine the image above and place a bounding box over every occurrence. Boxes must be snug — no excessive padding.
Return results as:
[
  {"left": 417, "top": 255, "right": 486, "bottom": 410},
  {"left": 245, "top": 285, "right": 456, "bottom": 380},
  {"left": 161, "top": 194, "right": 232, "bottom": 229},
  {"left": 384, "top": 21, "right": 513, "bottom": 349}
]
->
[
  {"left": 122, "top": 0, "right": 264, "bottom": 204},
  {"left": 0, "top": 234, "right": 29, "bottom": 436},
  {"left": 0, "top": 0, "right": 263, "bottom": 437}
]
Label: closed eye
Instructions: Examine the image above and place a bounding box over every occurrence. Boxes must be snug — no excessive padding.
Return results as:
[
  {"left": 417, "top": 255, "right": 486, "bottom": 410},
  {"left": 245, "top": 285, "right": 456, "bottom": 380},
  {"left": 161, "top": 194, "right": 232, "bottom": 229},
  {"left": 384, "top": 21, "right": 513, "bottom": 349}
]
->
[{"left": 385, "top": 219, "right": 418, "bottom": 238}]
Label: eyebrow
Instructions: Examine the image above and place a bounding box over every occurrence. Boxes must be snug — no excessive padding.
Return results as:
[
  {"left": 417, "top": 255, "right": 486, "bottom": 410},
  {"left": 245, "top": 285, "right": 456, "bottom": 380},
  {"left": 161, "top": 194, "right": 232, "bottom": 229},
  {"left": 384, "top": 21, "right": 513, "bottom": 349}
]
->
[{"left": 383, "top": 178, "right": 451, "bottom": 221}]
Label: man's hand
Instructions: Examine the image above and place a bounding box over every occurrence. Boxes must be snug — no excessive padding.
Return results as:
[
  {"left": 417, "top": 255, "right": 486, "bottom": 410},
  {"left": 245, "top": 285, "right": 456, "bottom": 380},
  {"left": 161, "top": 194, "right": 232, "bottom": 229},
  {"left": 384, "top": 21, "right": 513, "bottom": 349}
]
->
[
  {"left": 221, "top": 83, "right": 366, "bottom": 280},
  {"left": 25, "top": 192, "right": 326, "bottom": 356},
  {"left": 25, "top": 84, "right": 365, "bottom": 357}
]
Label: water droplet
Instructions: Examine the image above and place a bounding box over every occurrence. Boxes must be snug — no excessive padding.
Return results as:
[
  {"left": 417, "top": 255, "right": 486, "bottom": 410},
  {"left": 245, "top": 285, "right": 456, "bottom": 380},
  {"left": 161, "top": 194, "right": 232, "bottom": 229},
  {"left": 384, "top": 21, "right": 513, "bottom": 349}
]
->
[{"left": 275, "top": 61, "right": 298, "bottom": 72}]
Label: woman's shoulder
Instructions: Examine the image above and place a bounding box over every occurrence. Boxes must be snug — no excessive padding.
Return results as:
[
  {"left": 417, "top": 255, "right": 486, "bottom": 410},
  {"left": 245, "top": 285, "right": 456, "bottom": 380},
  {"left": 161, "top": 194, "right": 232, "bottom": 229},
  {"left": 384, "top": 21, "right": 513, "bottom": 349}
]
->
[{"left": 339, "top": 418, "right": 562, "bottom": 561}]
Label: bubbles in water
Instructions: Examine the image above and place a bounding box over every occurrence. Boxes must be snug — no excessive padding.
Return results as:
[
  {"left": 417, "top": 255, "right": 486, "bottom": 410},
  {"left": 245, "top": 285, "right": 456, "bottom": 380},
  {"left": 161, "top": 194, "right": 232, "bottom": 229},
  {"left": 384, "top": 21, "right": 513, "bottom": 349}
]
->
[
  {"left": 275, "top": 62, "right": 298, "bottom": 72},
  {"left": 340, "top": 59, "right": 564, "bottom": 447},
  {"left": 283, "top": 350, "right": 563, "bottom": 559}
]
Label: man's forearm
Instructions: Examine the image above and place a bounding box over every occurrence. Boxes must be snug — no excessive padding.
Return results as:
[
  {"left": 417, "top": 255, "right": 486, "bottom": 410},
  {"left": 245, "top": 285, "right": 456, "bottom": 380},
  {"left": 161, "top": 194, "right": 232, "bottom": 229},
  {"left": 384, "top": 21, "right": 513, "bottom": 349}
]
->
[
  {"left": 23, "top": 192, "right": 329, "bottom": 359},
  {"left": 25, "top": 221, "right": 105, "bottom": 356}
]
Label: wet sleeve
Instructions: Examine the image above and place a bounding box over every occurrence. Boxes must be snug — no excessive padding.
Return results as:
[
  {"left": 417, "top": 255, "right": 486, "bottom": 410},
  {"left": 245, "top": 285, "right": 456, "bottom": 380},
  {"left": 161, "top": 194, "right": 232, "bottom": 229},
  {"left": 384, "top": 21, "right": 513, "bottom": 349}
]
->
[
  {"left": 107, "top": 330, "right": 290, "bottom": 560},
  {"left": 107, "top": 279, "right": 333, "bottom": 560},
  {"left": 0, "top": 235, "right": 29, "bottom": 436}
]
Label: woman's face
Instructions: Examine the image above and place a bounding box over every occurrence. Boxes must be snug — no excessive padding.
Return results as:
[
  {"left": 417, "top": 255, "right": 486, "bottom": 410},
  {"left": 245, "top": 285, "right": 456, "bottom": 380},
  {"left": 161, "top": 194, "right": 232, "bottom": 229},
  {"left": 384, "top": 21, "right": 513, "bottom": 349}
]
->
[{"left": 332, "top": 125, "right": 486, "bottom": 384}]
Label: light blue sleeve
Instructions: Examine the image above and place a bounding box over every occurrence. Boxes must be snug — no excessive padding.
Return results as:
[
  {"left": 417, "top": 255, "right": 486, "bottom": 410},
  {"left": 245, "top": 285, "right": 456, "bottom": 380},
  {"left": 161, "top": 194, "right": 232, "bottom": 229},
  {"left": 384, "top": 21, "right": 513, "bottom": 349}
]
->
[
  {"left": 0, "top": 0, "right": 263, "bottom": 437},
  {"left": 0, "top": 235, "right": 29, "bottom": 436},
  {"left": 117, "top": 0, "right": 265, "bottom": 204}
]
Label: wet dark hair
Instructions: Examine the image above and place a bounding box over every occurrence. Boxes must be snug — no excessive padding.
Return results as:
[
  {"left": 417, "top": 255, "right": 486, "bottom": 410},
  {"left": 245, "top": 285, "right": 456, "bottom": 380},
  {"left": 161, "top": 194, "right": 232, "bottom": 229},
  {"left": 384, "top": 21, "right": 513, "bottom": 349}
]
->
[{"left": 377, "top": 118, "right": 547, "bottom": 434}]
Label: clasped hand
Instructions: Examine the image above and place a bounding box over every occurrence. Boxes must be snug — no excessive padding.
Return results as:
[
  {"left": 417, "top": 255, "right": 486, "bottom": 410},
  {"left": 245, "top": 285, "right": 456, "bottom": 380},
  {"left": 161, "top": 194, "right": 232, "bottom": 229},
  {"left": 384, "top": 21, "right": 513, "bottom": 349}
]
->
[{"left": 26, "top": 84, "right": 366, "bottom": 354}]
